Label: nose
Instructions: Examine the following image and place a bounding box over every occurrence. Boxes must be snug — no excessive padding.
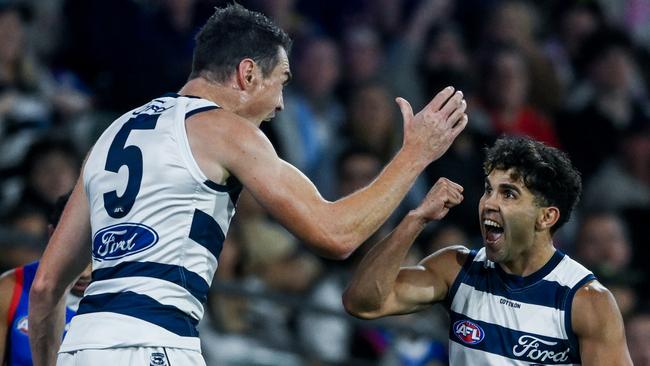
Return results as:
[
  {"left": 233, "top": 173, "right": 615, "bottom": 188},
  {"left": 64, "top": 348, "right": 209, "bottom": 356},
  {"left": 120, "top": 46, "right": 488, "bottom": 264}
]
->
[
  {"left": 481, "top": 191, "right": 499, "bottom": 212},
  {"left": 277, "top": 94, "right": 284, "bottom": 111}
]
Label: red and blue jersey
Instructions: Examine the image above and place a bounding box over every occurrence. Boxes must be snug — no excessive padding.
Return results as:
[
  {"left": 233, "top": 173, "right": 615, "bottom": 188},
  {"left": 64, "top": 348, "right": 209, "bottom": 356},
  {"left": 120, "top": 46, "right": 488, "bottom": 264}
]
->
[{"left": 5, "top": 261, "right": 77, "bottom": 366}]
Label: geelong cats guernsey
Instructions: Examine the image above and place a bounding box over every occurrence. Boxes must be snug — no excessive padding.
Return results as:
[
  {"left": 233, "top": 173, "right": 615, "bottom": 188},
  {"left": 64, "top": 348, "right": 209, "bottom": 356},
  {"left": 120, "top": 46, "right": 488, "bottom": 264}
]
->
[
  {"left": 60, "top": 94, "right": 242, "bottom": 352},
  {"left": 447, "top": 248, "right": 595, "bottom": 365}
]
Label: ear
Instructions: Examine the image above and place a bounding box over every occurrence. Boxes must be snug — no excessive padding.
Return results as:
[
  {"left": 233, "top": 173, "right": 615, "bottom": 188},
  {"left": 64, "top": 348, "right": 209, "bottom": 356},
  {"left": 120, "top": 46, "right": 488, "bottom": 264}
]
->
[
  {"left": 236, "top": 58, "right": 257, "bottom": 90},
  {"left": 47, "top": 224, "right": 55, "bottom": 238},
  {"left": 536, "top": 206, "right": 560, "bottom": 231}
]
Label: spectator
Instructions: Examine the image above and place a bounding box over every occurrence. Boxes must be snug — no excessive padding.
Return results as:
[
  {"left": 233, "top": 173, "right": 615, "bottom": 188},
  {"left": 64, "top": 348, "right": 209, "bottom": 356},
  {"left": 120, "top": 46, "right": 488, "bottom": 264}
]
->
[
  {"left": 13, "top": 138, "right": 80, "bottom": 215},
  {"left": 626, "top": 310, "right": 650, "bottom": 366},
  {"left": 582, "top": 124, "right": 650, "bottom": 212},
  {"left": 544, "top": 1, "right": 605, "bottom": 91},
  {"left": 0, "top": 2, "right": 52, "bottom": 171},
  {"left": 271, "top": 36, "right": 344, "bottom": 199},
  {"left": 557, "top": 27, "right": 650, "bottom": 182},
  {"left": 481, "top": 0, "right": 563, "bottom": 113},
  {"left": 475, "top": 44, "right": 561, "bottom": 147},
  {"left": 342, "top": 82, "right": 401, "bottom": 163},
  {"left": 574, "top": 211, "right": 633, "bottom": 276}
]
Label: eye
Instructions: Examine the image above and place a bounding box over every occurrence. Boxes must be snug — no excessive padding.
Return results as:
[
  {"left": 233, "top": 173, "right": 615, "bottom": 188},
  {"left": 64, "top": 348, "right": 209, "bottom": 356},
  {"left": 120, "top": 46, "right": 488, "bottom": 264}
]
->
[
  {"left": 484, "top": 184, "right": 492, "bottom": 195},
  {"left": 503, "top": 190, "right": 516, "bottom": 199}
]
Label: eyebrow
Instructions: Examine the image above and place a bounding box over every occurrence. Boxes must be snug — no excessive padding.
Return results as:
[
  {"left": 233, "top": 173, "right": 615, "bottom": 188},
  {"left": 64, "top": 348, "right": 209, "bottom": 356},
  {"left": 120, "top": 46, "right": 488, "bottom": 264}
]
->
[
  {"left": 484, "top": 178, "right": 522, "bottom": 193},
  {"left": 499, "top": 183, "right": 521, "bottom": 193}
]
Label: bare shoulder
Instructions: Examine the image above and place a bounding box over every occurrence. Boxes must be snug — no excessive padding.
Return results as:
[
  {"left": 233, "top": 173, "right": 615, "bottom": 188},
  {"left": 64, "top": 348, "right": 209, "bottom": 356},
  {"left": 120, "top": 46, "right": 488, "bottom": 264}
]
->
[
  {"left": 190, "top": 108, "right": 268, "bottom": 140},
  {"left": 0, "top": 269, "right": 17, "bottom": 289},
  {"left": 573, "top": 280, "right": 616, "bottom": 312},
  {"left": 421, "top": 245, "right": 471, "bottom": 266},
  {"left": 0, "top": 269, "right": 17, "bottom": 312},
  {"left": 420, "top": 245, "right": 471, "bottom": 285},
  {"left": 572, "top": 280, "right": 620, "bottom": 335},
  {"left": 185, "top": 108, "right": 278, "bottom": 181}
]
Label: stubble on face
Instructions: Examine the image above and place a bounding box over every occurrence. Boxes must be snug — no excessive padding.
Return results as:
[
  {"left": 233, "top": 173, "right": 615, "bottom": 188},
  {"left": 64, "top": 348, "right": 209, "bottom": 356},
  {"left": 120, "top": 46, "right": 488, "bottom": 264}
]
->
[
  {"left": 480, "top": 169, "right": 540, "bottom": 267},
  {"left": 253, "top": 47, "right": 292, "bottom": 124}
]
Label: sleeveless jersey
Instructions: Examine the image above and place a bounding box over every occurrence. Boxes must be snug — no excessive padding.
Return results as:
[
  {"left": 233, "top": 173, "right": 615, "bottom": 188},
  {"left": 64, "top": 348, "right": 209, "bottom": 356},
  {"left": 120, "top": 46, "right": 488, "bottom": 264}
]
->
[
  {"left": 6, "top": 261, "right": 77, "bottom": 366},
  {"left": 447, "top": 248, "right": 595, "bottom": 365},
  {"left": 60, "top": 93, "right": 241, "bottom": 352}
]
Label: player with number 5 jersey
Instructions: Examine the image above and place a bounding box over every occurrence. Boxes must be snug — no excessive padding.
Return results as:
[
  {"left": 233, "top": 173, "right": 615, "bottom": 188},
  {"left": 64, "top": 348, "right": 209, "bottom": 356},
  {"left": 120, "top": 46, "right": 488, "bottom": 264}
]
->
[
  {"left": 28, "top": 4, "right": 468, "bottom": 365},
  {"left": 61, "top": 94, "right": 232, "bottom": 352}
]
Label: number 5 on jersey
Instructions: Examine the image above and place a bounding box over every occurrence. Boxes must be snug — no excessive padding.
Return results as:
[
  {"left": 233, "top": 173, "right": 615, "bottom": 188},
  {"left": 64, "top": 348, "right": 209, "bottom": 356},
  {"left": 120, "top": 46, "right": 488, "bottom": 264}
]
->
[{"left": 103, "top": 113, "right": 160, "bottom": 218}]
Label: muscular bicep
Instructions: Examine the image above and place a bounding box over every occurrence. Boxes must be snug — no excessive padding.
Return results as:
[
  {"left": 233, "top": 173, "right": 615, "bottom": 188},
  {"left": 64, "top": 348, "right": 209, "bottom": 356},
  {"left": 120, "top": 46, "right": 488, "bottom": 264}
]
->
[
  {"left": 202, "top": 116, "right": 334, "bottom": 252},
  {"left": 376, "top": 247, "right": 466, "bottom": 316},
  {"left": 572, "top": 281, "right": 633, "bottom": 366}
]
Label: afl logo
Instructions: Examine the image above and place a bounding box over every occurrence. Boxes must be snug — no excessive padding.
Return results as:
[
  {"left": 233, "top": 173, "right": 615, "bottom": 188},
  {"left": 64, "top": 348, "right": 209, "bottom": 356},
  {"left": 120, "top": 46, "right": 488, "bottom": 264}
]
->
[
  {"left": 16, "top": 316, "right": 28, "bottom": 335},
  {"left": 453, "top": 320, "right": 485, "bottom": 345},
  {"left": 93, "top": 223, "right": 158, "bottom": 261}
]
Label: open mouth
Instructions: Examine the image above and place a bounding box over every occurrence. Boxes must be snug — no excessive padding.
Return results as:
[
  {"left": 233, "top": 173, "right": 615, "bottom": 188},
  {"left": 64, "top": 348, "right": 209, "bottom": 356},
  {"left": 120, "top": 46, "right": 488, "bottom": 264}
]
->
[{"left": 483, "top": 219, "right": 504, "bottom": 243}]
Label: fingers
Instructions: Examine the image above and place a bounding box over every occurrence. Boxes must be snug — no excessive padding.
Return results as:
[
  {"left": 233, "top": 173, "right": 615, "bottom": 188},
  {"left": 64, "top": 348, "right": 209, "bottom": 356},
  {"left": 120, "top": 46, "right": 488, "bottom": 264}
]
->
[
  {"left": 424, "top": 86, "right": 455, "bottom": 112},
  {"left": 435, "top": 177, "right": 464, "bottom": 205},
  {"left": 447, "top": 100, "right": 467, "bottom": 126},
  {"left": 443, "top": 178, "right": 464, "bottom": 193},
  {"left": 451, "top": 113, "right": 469, "bottom": 138},
  {"left": 439, "top": 91, "right": 465, "bottom": 121},
  {"left": 395, "top": 97, "right": 414, "bottom": 124},
  {"left": 446, "top": 190, "right": 464, "bottom": 206}
]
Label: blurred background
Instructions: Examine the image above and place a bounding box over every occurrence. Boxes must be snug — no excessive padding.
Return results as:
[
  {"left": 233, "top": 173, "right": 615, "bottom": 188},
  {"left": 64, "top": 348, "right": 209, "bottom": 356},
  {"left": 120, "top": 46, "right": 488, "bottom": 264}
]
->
[{"left": 0, "top": 0, "right": 648, "bottom": 365}]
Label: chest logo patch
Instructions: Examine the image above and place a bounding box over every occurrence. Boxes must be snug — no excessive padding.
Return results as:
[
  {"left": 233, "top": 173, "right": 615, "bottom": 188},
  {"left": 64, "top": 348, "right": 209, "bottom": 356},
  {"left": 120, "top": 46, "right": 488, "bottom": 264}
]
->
[
  {"left": 93, "top": 223, "right": 159, "bottom": 261},
  {"left": 453, "top": 319, "right": 485, "bottom": 345}
]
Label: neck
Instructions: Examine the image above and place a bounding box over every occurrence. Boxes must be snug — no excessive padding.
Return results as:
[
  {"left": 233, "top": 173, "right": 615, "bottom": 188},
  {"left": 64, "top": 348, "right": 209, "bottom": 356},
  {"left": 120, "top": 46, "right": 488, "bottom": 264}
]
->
[
  {"left": 179, "top": 77, "right": 256, "bottom": 123},
  {"left": 500, "top": 235, "right": 556, "bottom": 277}
]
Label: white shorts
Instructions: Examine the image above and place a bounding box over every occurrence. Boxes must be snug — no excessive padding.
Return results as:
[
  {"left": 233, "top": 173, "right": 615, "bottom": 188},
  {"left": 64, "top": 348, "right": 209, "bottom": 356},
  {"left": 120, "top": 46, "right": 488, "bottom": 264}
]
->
[{"left": 57, "top": 347, "right": 206, "bottom": 366}]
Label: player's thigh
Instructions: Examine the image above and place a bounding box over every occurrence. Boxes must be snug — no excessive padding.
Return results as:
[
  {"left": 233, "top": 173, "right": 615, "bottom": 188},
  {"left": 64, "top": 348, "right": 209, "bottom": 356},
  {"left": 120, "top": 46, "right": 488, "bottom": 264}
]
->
[{"left": 57, "top": 347, "right": 205, "bottom": 366}]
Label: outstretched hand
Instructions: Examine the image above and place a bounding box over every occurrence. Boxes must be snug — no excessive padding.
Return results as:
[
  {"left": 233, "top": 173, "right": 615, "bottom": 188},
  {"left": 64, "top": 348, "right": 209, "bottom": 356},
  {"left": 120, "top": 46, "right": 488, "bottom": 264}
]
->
[
  {"left": 412, "top": 178, "right": 464, "bottom": 222},
  {"left": 398, "top": 86, "right": 468, "bottom": 166}
]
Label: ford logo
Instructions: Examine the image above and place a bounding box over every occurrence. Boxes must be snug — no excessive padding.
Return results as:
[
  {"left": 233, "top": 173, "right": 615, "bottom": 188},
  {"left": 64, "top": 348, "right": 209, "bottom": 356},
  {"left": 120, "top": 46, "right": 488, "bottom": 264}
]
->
[
  {"left": 93, "top": 223, "right": 159, "bottom": 261},
  {"left": 453, "top": 320, "right": 485, "bottom": 345}
]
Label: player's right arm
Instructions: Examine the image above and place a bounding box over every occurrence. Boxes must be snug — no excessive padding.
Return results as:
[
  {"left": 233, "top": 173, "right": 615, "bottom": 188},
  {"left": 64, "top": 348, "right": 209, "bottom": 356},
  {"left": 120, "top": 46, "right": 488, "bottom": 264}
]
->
[
  {"left": 191, "top": 87, "right": 467, "bottom": 259},
  {"left": 572, "top": 281, "right": 633, "bottom": 365},
  {"left": 0, "top": 269, "right": 17, "bottom": 363},
  {"left": 29, "top": 175, "right": 91, "bottom": 366},
  {"left": 343, "top": 178, "right": 468, "bottom": 319}
]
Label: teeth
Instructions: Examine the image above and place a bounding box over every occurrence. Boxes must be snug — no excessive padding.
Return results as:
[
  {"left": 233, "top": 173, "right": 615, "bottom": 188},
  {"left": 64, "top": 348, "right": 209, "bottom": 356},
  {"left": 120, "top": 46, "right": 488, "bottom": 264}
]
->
[{"left": 483, "top": 219, "right": 502, "bottom": 228}]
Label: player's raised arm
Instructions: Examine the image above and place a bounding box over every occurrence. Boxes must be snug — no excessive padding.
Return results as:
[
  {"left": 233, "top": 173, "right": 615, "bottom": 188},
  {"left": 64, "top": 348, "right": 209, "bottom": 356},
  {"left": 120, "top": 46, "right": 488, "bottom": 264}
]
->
[
  {"left": 29, "top": 176, "right": 91, "bottom": 366},
  {"left": 572, "top": 281, "right": 633, "bottom": 366},
  {"left": 207, "top": 88, "right": 467, "bottom": 260},
  {"left": 342, "top": 178, "right": 467, "bottom": 318}
]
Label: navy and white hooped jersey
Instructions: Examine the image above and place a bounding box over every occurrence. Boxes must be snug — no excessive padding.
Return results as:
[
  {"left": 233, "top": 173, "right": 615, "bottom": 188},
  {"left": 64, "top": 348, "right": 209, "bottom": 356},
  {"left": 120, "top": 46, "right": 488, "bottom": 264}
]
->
[
  {"left": 60, "top": 93, "right": 242, "bottom": 352},
  {"left": 446, "top": 248, "right": 595, "bottom": 365}
]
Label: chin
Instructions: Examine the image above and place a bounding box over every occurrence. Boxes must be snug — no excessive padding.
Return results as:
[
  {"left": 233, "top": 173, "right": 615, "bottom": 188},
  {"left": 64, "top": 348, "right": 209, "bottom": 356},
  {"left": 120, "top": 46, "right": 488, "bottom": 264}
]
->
[{"left": 484, "top": 244, "right": 505, "bottom": 263}]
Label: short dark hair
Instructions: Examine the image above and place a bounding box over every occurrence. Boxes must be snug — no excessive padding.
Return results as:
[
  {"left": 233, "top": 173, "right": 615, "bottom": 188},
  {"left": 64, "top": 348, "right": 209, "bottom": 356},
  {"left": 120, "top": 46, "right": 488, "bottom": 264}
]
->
[
  {"left": 484, "top": 136, "right": 582, "bottom": 233},
  {"left": 48, "top": 192, "right": 72, "bottom": 227},
  {"left": 190, "top": 3, "right": 292, "bottom": 83},
  {"left": 22, "top": 138, "right": 81, "bottom": 176}
]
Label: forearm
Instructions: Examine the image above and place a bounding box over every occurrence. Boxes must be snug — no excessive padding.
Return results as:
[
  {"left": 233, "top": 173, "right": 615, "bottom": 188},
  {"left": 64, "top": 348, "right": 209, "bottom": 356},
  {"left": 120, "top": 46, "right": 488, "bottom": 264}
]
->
[
  {"left": 343, "top": 211, "right": 426, "bottom": 318},
  {"left": 327, "top": 148, "right": 427, "bottom": 256},
  {"left": 28, "top": 285, "right": 67, "bottom": 366}
]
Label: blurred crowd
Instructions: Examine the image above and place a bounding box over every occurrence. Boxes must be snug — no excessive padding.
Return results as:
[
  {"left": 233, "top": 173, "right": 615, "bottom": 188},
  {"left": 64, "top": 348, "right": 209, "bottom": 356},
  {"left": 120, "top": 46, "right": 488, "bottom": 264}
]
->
[{"left": 0, "top": 0, "right": 648, "bottom": 365}]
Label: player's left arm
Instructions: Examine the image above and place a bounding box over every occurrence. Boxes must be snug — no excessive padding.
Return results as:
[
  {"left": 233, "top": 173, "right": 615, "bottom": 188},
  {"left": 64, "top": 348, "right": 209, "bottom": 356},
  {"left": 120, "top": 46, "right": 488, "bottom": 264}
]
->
[
  {"left": 572, "top": 280, "right": 633, "bottom": 365},
  {"left": 29, "top": 174, "right": 91, "bottom": 366}
]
